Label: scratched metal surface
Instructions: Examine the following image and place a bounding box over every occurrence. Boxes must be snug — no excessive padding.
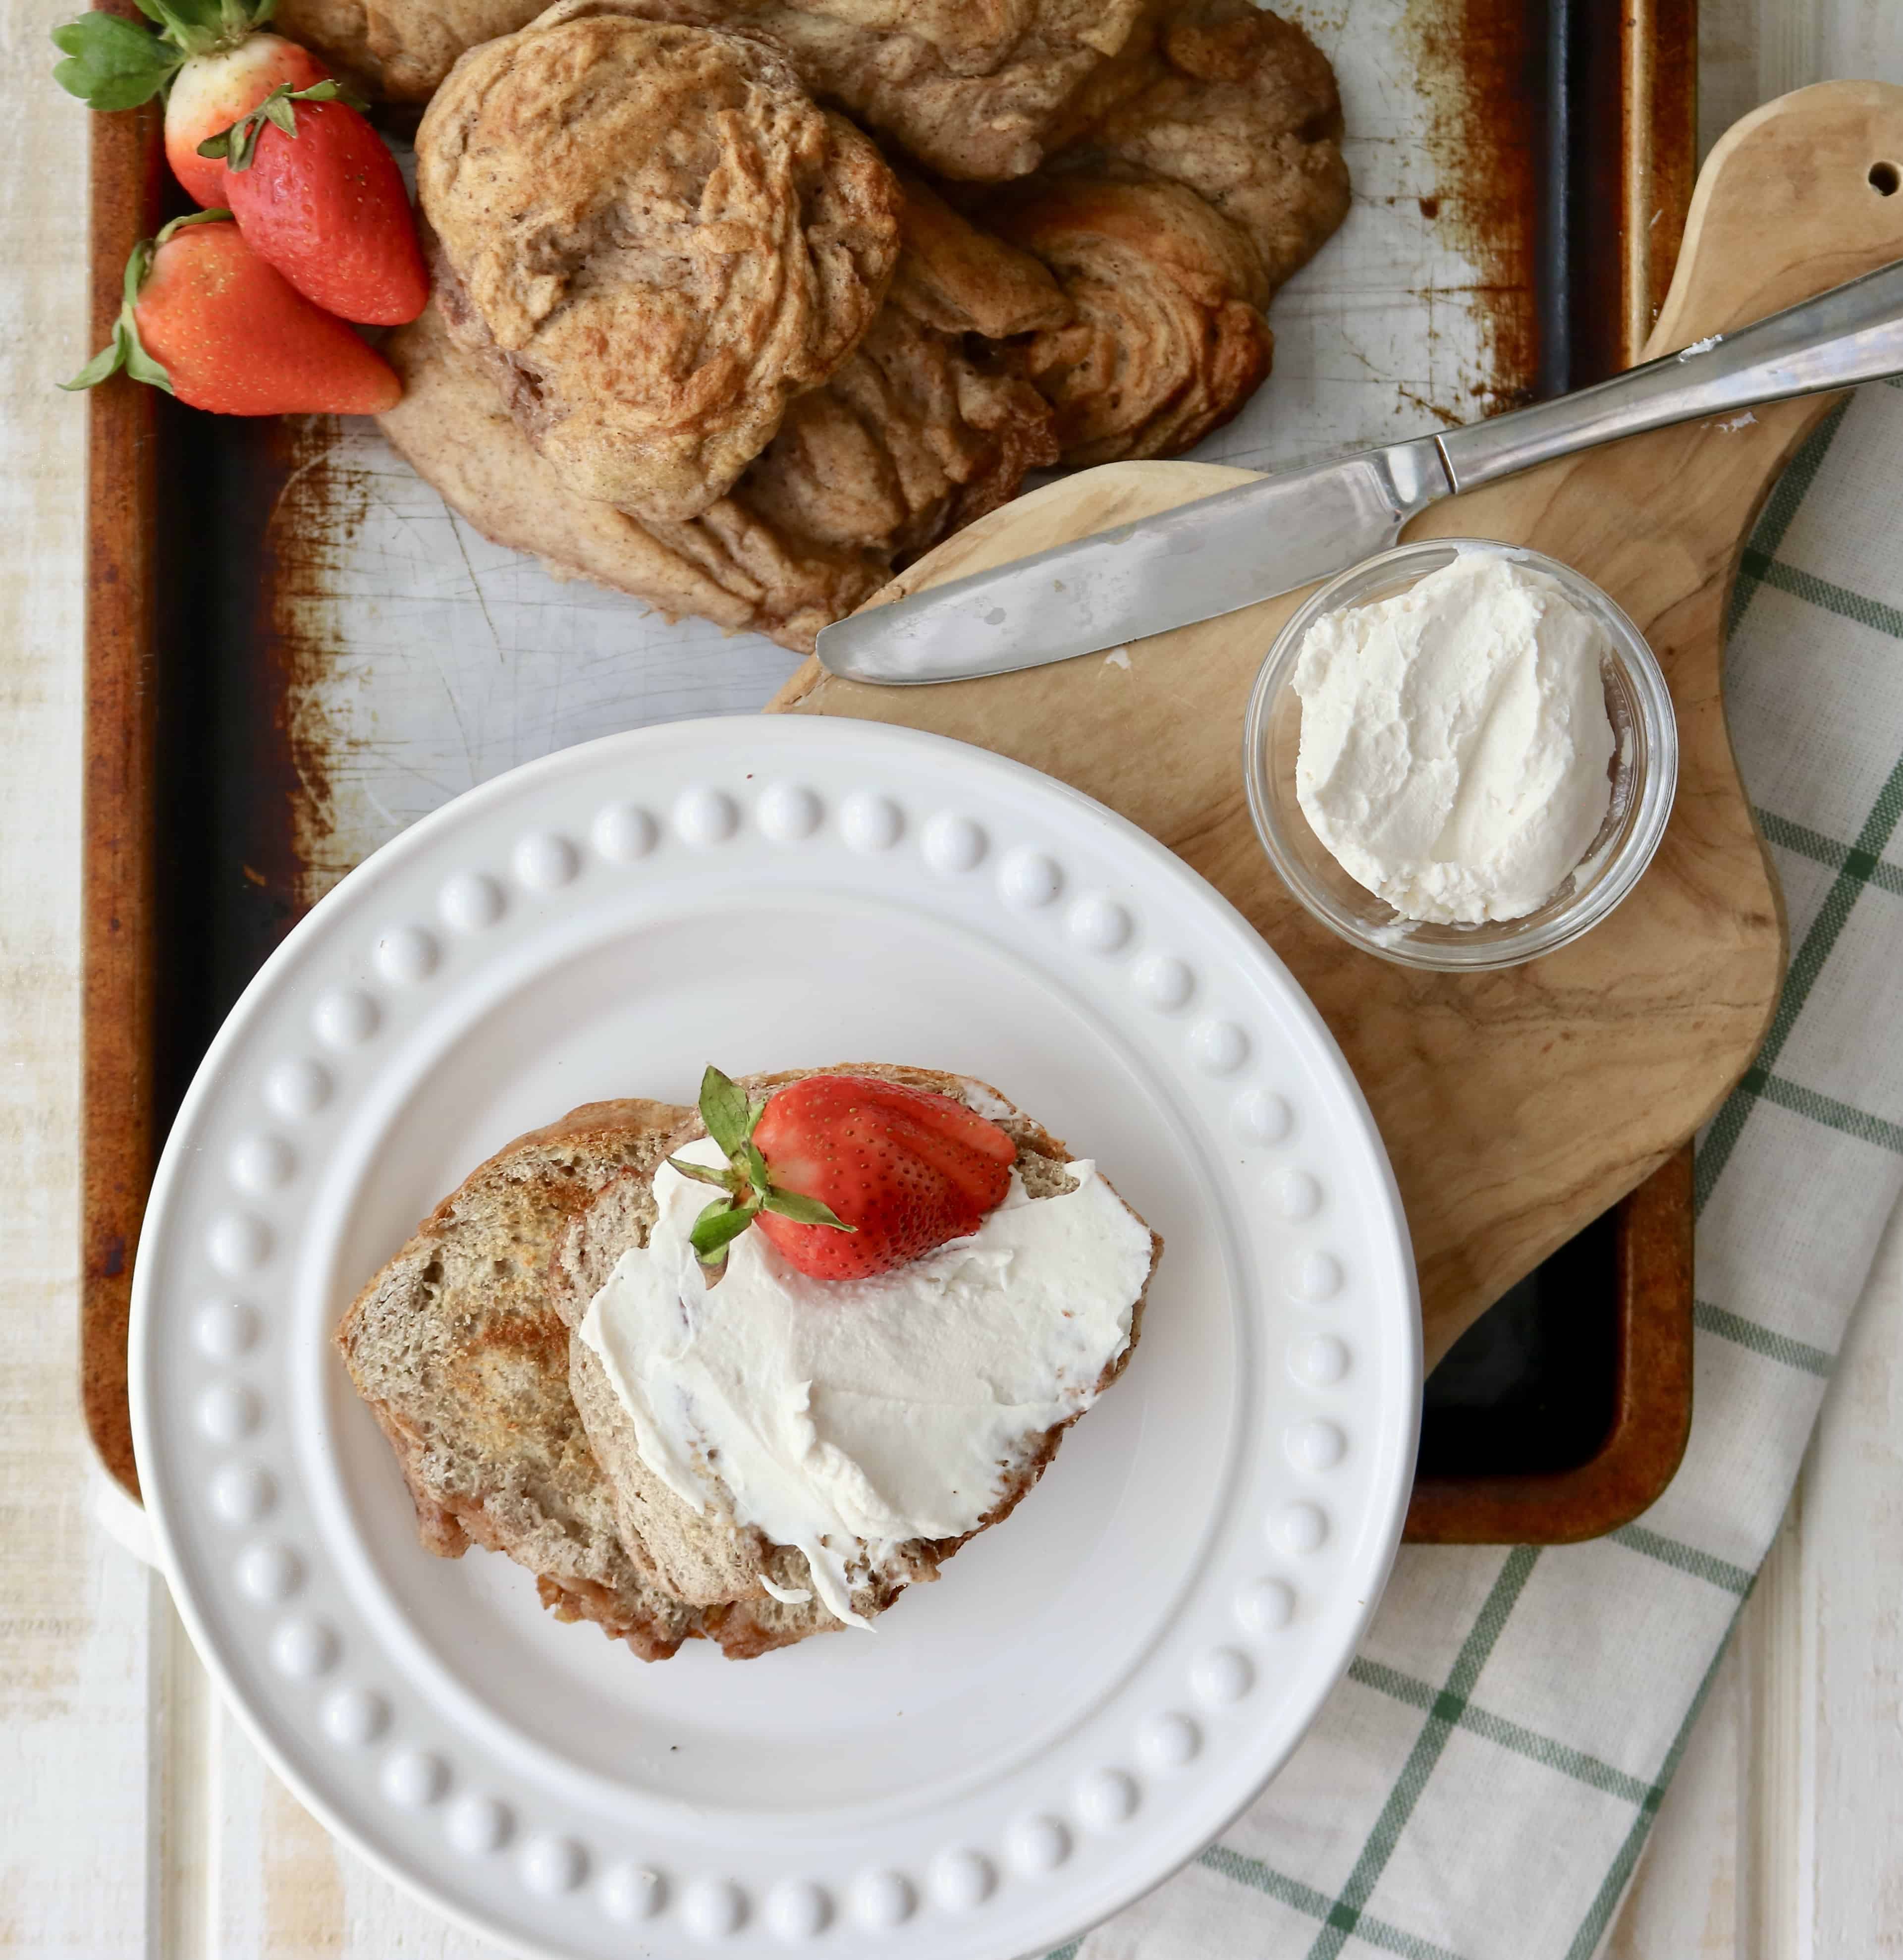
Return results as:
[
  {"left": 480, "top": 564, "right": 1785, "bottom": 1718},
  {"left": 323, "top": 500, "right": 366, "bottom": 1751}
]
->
[{"left": 260, "top": 0, "right": 1540, "bottom": 909}]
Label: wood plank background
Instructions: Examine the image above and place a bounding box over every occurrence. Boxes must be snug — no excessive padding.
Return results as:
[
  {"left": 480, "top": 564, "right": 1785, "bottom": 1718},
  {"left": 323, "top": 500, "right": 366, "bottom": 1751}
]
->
[{"left": 4, "top": 1, "right": 1901, "bottom": 1955}]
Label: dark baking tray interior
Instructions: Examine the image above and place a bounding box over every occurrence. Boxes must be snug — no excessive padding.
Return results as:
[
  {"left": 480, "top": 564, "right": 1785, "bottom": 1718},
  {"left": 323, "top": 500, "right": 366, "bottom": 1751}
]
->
[
  {"left": 1420, "top": 1215, "right": 1617, "bottom": 1477},
  {"left": 123, "top": 0, "right": 1694, "bottom": 1529},
  {"left": 1418, "top": 0, "right": 1692, "bottom": 1488}
]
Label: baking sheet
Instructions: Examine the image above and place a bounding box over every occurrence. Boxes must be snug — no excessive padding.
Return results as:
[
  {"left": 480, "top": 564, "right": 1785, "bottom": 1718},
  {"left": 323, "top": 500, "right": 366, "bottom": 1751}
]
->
[
  {"left": 270, "top": 0, "right": 1544, "bottom": 903},
  {"left": 90, "top": 0, "right": 1700, "bottom": 1534}
]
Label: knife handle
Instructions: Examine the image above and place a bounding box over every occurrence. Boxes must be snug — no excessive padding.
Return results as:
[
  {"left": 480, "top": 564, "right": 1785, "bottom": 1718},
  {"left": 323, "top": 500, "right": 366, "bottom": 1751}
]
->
[{"left": 1436, "top": 256, "right": 1903, "bottom": 493}]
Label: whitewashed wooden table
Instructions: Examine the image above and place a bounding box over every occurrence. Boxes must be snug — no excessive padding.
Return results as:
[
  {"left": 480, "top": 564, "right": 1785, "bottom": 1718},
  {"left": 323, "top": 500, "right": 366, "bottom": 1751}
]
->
[{"left": 4, "top": 1, "right": 1901, "bottom": 1953}]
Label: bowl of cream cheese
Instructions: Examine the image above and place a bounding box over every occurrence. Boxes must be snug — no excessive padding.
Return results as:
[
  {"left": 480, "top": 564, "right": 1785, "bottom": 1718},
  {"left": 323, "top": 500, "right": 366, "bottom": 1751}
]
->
[{"left": 1244, "top": 539, "right": 1677, "bottom": 970}]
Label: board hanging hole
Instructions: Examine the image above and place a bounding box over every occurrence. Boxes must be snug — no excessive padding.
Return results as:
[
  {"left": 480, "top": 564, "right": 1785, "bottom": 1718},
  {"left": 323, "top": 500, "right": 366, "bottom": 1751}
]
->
[{"left": 1869, "top": 161, "right": 1901, "bottom": 197}]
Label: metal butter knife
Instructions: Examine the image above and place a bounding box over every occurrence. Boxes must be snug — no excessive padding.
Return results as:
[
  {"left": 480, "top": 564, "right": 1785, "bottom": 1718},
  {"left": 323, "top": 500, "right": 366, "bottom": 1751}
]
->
[{"left": 816, "top": 258, "right": 1903, "bottom": 685}]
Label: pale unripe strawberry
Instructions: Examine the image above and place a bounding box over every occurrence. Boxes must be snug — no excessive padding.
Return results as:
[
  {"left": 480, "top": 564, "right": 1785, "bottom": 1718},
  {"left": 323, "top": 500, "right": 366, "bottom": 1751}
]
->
[
  {"left": 52, "top": 4, "right": 429, "bottom": 330},
  {"left": 166, "top": 34, "right": 331, "bottom": 208}
]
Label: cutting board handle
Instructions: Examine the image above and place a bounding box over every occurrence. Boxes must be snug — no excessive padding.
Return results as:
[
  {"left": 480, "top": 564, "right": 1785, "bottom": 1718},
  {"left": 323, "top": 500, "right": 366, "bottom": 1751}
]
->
[
  {"left": 774, "top": 82, "right": 1903, "bottom": 1365},
  {"left": 1653, "top": 80, "right": 1903, "bottom": 357}
]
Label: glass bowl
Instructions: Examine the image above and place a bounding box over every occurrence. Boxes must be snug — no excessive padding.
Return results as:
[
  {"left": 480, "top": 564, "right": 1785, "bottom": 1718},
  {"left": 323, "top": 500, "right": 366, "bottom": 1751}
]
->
[{"left": 1243, "top": 539, "right": 1678, "bottom": 972}]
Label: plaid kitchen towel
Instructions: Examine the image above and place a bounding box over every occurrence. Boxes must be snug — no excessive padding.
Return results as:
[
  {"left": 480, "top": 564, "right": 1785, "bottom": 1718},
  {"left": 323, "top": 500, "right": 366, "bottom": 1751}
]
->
[{"left": 1054, "top": 384, "right": 1903, "bottom": 1960}]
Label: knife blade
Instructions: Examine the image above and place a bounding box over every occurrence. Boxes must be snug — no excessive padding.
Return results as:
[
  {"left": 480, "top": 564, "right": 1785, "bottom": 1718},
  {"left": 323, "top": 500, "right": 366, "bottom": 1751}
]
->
[
  {"left": 813, "top": 256, "right": 1903, "bottom": 686},
  {"left": 814, "top": 436, "right": 1453, "bottom": 685}
]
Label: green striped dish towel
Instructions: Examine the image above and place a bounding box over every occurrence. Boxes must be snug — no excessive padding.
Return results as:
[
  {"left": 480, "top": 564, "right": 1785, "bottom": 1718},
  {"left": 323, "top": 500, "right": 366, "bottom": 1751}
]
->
[{"left": 1051, "top": 384, "right": 1903, "bottom": 1960}]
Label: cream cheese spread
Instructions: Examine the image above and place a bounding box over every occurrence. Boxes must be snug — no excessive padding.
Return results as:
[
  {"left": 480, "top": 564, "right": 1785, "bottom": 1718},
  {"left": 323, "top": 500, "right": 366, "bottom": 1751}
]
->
[
  {"left": 1293, "top": 552, "right": 1617, "bottom": 925},
  {"left": 577, "top": 1137, "right": 1153, "bottom": 1629}
]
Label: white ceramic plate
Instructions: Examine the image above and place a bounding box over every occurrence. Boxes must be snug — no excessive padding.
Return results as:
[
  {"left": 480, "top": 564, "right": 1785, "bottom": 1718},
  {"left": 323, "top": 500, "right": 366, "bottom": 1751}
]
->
[{"left": 132, "top": 716, "right": 1420, "bottom": 1960}]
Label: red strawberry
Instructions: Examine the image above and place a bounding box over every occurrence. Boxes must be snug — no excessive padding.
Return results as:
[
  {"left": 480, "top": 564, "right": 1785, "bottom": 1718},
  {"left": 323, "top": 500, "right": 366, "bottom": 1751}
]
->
[
  {"left": 62, "top": 211, "right": 402, "bottom": 417},
  {"left": 50, "top": 2, "right": 428, "bottom": 327},
  {"left": 202, "top": 84, "right": 429, "bottom": 325},
  {"left": 51, "top": 2, "right": 325, "bottom": 206},
  {"left": 168, "top": 34, "right": 331, "bottom": 207},
  {"left": 669, "top": 1066, "right": 1016, "bottom": 1280}
]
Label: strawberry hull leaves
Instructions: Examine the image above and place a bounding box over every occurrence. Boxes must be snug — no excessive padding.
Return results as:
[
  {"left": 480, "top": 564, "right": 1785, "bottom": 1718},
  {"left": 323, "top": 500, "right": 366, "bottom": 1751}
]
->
[
  {"left": 59, "top": 207, "right": 231, "bottom": 396},
  {"left": 61, "top": 212, "right": 403, "bottom": 416},
  {"left": 668, "top": 1066, "right": 853, "bottom": 1267},
  {"left": 210, "top": 86, "right": 429, "bottom": 323},
  {"left": 700, "top": 1066, "right": 757, "bottom": 1160},
  {"left": 749, "top": 1070, "right": 1016, "bottom": 1281},
  {"left": 197, "top": 76, "right": 361, "bottom": 170},
  {"left": 685, "top": 1180, "right": 849, "bottom": 1263},
  {"left": 51, "top": 14, "right": 182, "bottom": 112},
  {"left": 137, "top": 0, "right": 282, "bottom": 45},
  {"left": 761, "top": 1187, "right": 854, "bottom": 1224},
  {"left": 51, "top": 0, "right": 276, "bottom": 109},
  {"left": 688, "top": 1198, "right": 764, "bottom": 1262},
  {"left": 670, "top": 1065, "right": 1017, "bottom": 1280}
]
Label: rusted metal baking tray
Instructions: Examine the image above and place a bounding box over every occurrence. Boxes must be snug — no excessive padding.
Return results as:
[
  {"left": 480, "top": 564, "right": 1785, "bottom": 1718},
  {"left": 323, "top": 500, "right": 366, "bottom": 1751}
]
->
[{"left": 80, "top": 0, "right": 1699, "bottom": 1540}]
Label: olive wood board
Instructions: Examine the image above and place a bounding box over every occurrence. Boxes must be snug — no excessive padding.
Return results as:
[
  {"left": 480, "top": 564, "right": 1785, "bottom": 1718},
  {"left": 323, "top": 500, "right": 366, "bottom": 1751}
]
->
[{"left": 774, "top": 81, "right": 1903, "bottom": 1370}]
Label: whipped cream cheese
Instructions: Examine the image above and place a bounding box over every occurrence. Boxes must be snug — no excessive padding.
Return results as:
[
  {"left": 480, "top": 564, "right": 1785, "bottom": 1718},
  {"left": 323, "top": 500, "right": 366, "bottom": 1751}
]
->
[
  {"left": 1293, "top": 552, "right": 1617, "bottom": 925},
  {"left": 578, "top": 1136, "right": 1153, "bottom": 1628}
]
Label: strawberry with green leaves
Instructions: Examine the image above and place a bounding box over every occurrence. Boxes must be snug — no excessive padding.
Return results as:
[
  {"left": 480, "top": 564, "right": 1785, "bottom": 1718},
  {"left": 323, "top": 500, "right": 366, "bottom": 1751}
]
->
[
  {"left": 197, "top": 80, "right": 429, "bottom": 325},
  {"left": 671, "top": 1067, "right": 1018, "bottom": 1280},
  {"left": 53, "top": 0, "right": 428, "bottom": 327},
  {"left": 64, "top": 210, "right": 402, "bottom": 416},
  {"left": 53, "top": 0, "right": 328, "bottom": 208}
]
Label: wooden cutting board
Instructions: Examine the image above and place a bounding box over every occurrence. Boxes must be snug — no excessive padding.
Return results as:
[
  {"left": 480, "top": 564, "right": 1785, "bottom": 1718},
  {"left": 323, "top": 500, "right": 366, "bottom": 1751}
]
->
[{"left": 772, "top": 81, "right": 1903, "bottom": 1368}]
